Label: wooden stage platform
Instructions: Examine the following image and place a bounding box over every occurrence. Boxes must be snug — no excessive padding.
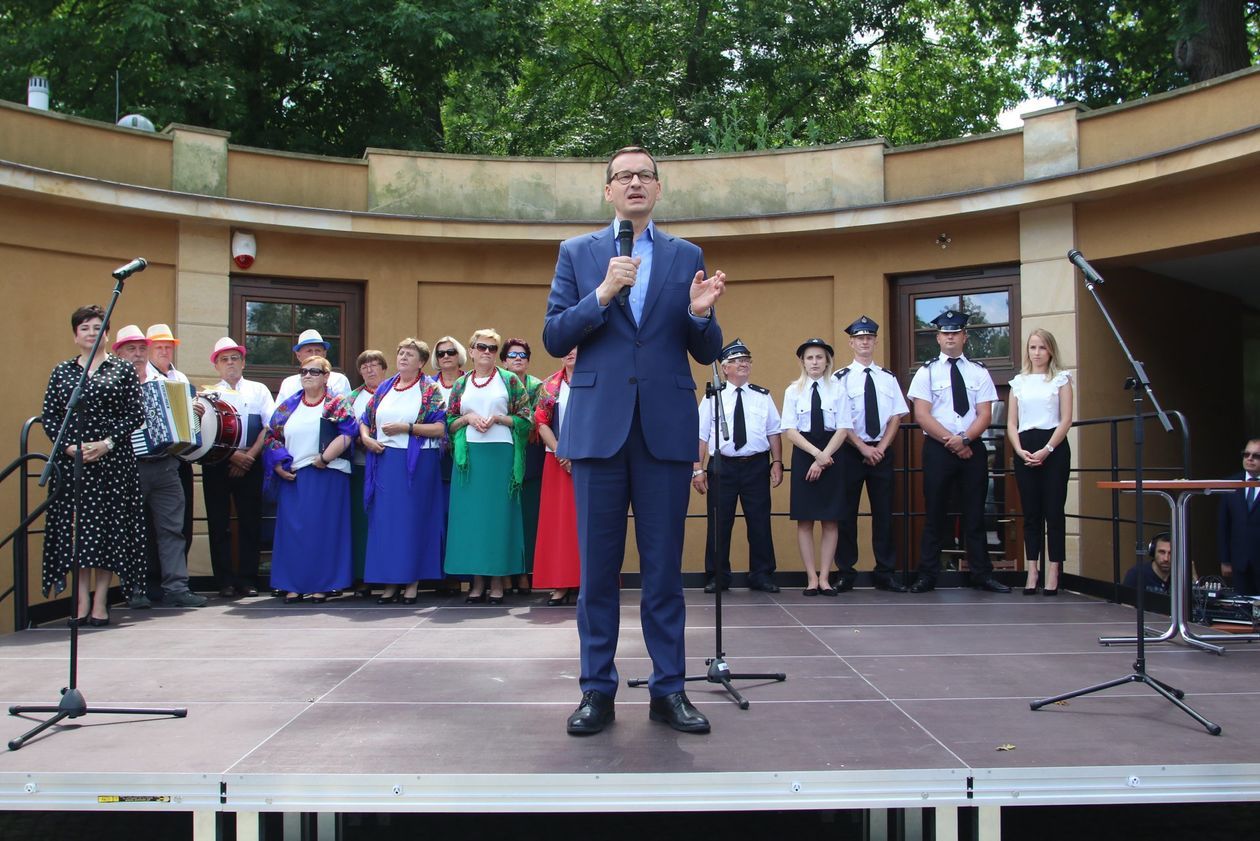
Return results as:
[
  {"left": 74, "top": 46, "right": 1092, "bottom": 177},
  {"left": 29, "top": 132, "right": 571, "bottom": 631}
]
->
[{"left": 2, "top": 584, "right": 1259, "bottom": 839}]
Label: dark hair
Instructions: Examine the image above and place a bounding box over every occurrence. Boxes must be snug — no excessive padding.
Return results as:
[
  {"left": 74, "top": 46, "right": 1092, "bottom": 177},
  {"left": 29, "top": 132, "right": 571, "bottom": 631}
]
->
[
  {"left": 605, "top": 146, "right": 658, "bottom": 183},
  {"left": 70, "top": 305, "right": 106, "bottom": 332},
  {"left": 356, "top": 349, "right": 388, "bottom": 371},
  {"left": 500, "top": 338, "right": 531, "bottom": 362}
]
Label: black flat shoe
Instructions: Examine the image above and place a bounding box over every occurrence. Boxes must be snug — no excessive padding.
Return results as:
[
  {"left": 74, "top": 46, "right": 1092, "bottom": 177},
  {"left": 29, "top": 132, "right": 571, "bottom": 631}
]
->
[
  {"left": 67, "top": 614, "right": 89, "bottom": 628},
  {"left": 802, "top": 587, "right": 820, "bottom": 597},
  {"left": 88, "top": 615, "right": 110, "bottom": 627},
  {"left": 547, "top": 592, "right": 572, "bottom": 606},
  {"left": 464, "top": 590, "right": 486, "bottom": 604},
  {"left": 487, "top": 593, "right": 505, "bottom": 605},
  {"left": 401, "top": 596, "right": 418, "bottom": 605},
  {"left": 310, "top": 594, "right": 328, "bottom": 604},
  {"left": 1043, "top": 588, "right": 1059, "bottom": 596},
  {"left": 648, "top": 691, "right": 710, "bottom": 734},
  {"left": 819, "top": 587, "right": 838, "bottom": 597},
  {"left": 283, "top": 594, "right": 303, "bottom": 604},
  {"left": 377, "top": 593, "right": 399, "bottom": 605},
  {"left": 872, "top": 576, "right": 909, "bottom": 593},
  {"left": 909, "top": 577, "right": 936, "bottom": 593},
  {"left": 566, "top": 689, "right": 615, "bottom": 735},
  {"left": 1023, "top": 587, "right": 1038, "bottom": 596}
]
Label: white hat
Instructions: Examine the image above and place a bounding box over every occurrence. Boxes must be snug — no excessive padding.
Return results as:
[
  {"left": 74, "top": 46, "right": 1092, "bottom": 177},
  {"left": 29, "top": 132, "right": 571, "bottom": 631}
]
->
[
  {"left": 292, "top": 329, "right": 330, "bottom": 352},
  {"left": 210, "top": 336, "right": 247, "bottom": 363},
  {"left": 111, "top": 324, "right": 147, "bottom": 351},
  {"left": 145, "top": 323, "right": 180, "bottom": 344}
]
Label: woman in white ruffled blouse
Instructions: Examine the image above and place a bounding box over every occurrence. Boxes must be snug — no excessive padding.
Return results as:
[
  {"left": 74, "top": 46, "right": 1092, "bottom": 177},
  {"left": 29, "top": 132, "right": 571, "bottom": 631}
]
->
[{"left": 1007, "top": 329, "right": 1073, "bottom": 596}]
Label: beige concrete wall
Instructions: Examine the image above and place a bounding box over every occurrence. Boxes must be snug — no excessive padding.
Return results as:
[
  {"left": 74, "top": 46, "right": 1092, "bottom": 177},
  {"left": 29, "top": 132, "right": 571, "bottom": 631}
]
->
[
  {"left": 884, "top": 132, "right": 1022, "bottom": 201},
  {"left": 228, "top": 148, "right": 368, "bottom": 211}
]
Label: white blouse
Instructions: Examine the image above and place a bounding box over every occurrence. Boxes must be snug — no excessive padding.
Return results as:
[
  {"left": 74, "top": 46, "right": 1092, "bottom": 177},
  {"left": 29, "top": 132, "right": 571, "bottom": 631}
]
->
[
  {"left": 1010, "top": 371, "right": 1072, "bottom": 432},
  {"left": 284, "top": 400, "right": 350, "bottom": 474},
  {"left": 780, "top": 377, "right": 850, "bottom": 434},
  {"left": 372, "top": 384, "right": 424, "bottom": 450},
  {"left": 461, "top": 372, "right": 513, "bottom": 444}
]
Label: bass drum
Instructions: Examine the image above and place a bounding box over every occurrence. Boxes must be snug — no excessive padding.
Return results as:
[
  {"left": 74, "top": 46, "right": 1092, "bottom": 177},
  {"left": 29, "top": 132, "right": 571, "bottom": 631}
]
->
[{"left": 177, "top": 394, "right": 242, "bottom": 465}]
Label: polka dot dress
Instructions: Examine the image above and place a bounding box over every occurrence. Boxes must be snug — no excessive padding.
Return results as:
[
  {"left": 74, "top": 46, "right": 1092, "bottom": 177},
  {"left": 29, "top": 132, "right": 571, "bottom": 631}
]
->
[{"left": 40, "top": 355, "right": 146, "bottom": 596}]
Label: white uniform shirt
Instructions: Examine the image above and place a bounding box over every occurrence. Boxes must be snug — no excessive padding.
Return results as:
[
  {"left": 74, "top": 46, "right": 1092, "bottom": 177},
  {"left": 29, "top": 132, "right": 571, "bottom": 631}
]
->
[
  {"left": 699, "top": 381, "right": 781, "bottom": 457},
  {"left": 1009, "top": 371, "right": 1071, "bottom": 432},
  {"left": 277, "top": 370, "right": 351, "bottom": 403},
  {"left": 780, "top": 377, "right": 851, "bottom": 434},
  {"left": 283, "top": 399, "right": 350, "bottom": 474},
  {"left": 212, "top": 377, "right": 276, "bottom": 431},
  {"left": 907, "top": 354, "right": 997, "bottom": 436},
  {"left": 145, "top": 362, "right": 189, "bottom": 384},
  {"left": 835, "top": 361, "right": 909, "bottom": 443}
]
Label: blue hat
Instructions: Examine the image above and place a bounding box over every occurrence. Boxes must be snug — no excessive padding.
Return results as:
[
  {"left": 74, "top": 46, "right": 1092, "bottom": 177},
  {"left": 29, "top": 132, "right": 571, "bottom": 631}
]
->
[
  {"left": 795, "top": 338, "right": 834, "bottom": 358},
  {"left": 720, "top": 338, "right": 751, "bottom": 361},
  {"left": 930, "top": 310, "right": 968, "bottom": 333},
  {"left": 292, "top": 328, "right": 331, "bottom": 353},
  {"left": 845, "top": 316, "right": 879, "bottom": 336}
]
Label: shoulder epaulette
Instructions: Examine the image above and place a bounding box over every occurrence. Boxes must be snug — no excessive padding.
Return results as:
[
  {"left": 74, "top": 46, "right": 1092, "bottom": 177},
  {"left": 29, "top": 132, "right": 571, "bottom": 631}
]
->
[
  {"left": 834, "top": 368, "right": 850, "bottom": 379},
  {"left": 921, "top": 358, "right": 935, "bottom": 368},
  {"left": 747, "top": 383, "right": 769, "bottom": 394},
  {"left": 972, "top": 359, "right": 987, "bottom": 368}
]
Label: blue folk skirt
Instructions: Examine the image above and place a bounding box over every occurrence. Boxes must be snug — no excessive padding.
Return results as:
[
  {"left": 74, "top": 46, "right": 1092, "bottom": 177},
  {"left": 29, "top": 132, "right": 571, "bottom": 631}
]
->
[
  {"left": 364, "top": 448, "right": 445, "bottom": 584},
  {"left": 271, "top": 466, "right": 353, "bottom": 594}
]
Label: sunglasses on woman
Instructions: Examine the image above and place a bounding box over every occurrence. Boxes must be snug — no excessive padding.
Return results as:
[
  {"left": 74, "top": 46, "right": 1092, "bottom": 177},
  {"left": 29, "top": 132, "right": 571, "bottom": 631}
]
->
[
  {"left": 435, "top": 348, "right": 459, "bottom": 358},
  {"left": 298, "top": 368, "right": 328, "bottom": 377},
  {"left": 473, "top": 343, "right": 498, "bottom": 353},
  {"left": 505, "top": 351, "right": 528, "bottom": 360}
]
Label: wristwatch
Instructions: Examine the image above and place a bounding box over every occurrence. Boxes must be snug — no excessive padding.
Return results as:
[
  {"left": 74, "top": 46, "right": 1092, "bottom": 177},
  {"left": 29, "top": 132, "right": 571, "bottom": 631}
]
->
[
  {"left": 692, "top": 469, "right": 705, "bottom": 478},
  {"left": 1044, "top": 443, "right": 1055, "bottom": 453},
  {"left": 961, "top": 435, "right": 972, "bottom": 447},
  {"left": 103, "top": 437, "right": 115, "bottom": 451}
]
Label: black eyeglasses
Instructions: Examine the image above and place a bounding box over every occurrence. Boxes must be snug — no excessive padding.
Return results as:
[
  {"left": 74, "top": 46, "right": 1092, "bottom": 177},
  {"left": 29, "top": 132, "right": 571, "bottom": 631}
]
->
[
  {"left": 505, "top": 351, "right": 529, "bottom": 360},
  {"left": 298, "top": 368, "right": 328, "bottom": 377},
  {"left": 608, "top": 169, "right": 657, "bottom": 185},
  {"left": 473, "top": 343, "right": 498, "bottom": 353},
  {"left": 435, "top": 349, "right": 459, "bottom": 358},
  {"left": 1244, "top": 451, "right": 1260, "bottom": 459}
]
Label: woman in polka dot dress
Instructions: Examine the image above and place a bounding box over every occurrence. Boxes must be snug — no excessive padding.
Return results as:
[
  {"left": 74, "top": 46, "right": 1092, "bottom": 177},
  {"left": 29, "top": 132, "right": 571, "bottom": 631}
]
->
[{"left": 41, "top": 305, "right": 146, "bottom": 625}]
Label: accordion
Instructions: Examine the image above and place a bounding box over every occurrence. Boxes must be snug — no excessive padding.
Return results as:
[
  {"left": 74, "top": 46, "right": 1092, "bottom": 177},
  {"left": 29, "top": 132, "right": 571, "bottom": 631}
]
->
[{"left": 132, "top": 379, "right": 201, "bottom": 458}]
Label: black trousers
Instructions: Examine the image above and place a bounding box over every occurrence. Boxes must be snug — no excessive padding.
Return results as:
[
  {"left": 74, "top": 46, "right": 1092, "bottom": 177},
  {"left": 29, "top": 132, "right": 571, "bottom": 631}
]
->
[
  {"left": 703, "top": 453, "right": 777, "bottom": 585},
  {"left": 178, "top": 458, "right": 194, "bottom": 556},
  {"left": 917, "top": 438, "right": 991, "bottom": 580},
  {"left": 835, "top": 444, "right": 896, "bottom": 576},
  {"left": 202, "top": 459, "right": 263, "bottom": 589},
  {"left": 1012, "top": 428, "right": 1070, "bottom": 563}
]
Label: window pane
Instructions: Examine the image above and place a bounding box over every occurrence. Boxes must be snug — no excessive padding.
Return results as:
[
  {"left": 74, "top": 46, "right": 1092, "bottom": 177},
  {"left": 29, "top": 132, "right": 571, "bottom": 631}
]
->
[
  {"left": 326, "top": 337, "right": 342, "bottom": 369},
  {"left": 961, "top": 292, "right": 1009, "bottom": 326},
  {"left": 914, "top": 296, "right": 958, "bottom": 329},
  {"left": 246, "top": 335, "right": 293, "bottom": 367},
  {"left": 246, "top": 301, "right": 292, "bottom": 335},
  {"left": 294, "top": 304, "right": 341, "bottom": 338},
  {"left": 967, "top": 326, "right": 1010, "bottom": 360},
  {"left": 914, "top": 332, "right": 939, "bottom": 363}
]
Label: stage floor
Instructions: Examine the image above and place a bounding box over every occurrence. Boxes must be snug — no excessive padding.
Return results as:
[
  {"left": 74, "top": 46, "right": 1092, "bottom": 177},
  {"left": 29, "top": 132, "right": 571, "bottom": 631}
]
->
[{"left": 2, "top": 586, "right": 1260, "bottom": 815}]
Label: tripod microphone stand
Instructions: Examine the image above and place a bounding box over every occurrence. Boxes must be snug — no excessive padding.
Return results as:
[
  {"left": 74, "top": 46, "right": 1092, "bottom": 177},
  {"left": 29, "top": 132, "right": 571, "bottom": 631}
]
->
[
  {"left": 628, "top": 361, "right": 786, "bottom": 708},
  {"left": 1030, "top": 250, "right": 1219, "bottom": 735},
  {"left": 9, "top": 259, "right": 188, "bottom": 751}
]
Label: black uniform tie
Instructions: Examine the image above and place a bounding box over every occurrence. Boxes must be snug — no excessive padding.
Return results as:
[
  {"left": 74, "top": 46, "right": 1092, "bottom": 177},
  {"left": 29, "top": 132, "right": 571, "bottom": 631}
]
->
[
  {"left": 810, "top": 382, "right": 824, "bottom": 434},
  {"left": 733, "top": 387, "right": 747, "bottom": 451},
  {"left": 948, "top": 358, "right": 969, "bottom": 417},
  {"left": 863, "top": 368, "right": 880, "bottom": 440}
]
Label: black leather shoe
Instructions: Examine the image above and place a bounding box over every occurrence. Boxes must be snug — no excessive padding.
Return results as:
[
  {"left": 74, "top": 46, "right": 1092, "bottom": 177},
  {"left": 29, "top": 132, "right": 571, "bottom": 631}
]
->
[
  {"left": 909, "top": 576, "right": 936, "bottom": 593},
  {"left": 973, "top": 577, "right": 1012, "bottom": 593},
  {"left": 748, "top": 580, "right": 780, "bottom": 593},
  {"left": 703, "top": 578, "right": 718, "bottom": 594},
  {"left": 873, "top": 575, "right": 909, "bottom": 593},
  {"left": 648, "top": 691, "right": 710, "bottom": 733},
  {"left": 566, "top": 690, "right": 615, "bottom": 735},
  {"left": 834, "top": 574, "right": 856, "bottom": 593}
]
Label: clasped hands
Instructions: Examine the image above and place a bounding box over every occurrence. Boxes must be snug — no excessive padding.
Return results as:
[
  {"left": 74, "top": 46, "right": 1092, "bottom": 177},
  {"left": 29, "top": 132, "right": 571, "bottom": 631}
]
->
[
  {"left": 463, "top": 413, "right": 510, "bottom": 434},
  {"left": 943, "top": 434, "right": 974, "bottom": 460},
  {"left": 805, "top": 452, "right": 834, "bottom": 482}
]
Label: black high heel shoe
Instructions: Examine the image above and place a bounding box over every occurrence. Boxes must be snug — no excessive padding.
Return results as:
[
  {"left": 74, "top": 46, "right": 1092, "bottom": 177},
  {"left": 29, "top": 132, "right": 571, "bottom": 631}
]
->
[
  {"left": 464, "top": 590, "right": 486, "bottom": 604},
  {"left": 310, "top": 594, "right": 328, "bottom": 604},
  {"left": 486, "top": 593, "right": 505, "bottom": 605},
  {"left": 67, "top": 614, "right": 89, "bottom": 628},
  {"left": 1023, "top": 586, "right": 1038, "bottom": 596},
  {"left": 88, "top": 614, "right": 110, "bottom": 627},
  {"left": 283, "top": 594, "right": 303, "bottom": 604},
  {"left": 401, "top": 595, "right": 418, "bottom": 605},
  {"left": 1043, "top": 587, "right": 1059, "bottom": 596},
  {"left": 377, "top": 592, "right": 400, "bottom": 605},
  {"left": 547, "top": 591, "right": 572, "bottom": 607}
]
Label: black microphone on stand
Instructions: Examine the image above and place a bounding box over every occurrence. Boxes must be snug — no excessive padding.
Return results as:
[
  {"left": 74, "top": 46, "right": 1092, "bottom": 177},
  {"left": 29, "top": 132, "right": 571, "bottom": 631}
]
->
[
  {"left": 112, "top": 258, "right": 148, "bottom": 280},
  {"left": 1067, "top": 250, "right": 1103, "bottom": 285},
  {"left": 616, "top": 220, "right": 633, "bottom": 305}
]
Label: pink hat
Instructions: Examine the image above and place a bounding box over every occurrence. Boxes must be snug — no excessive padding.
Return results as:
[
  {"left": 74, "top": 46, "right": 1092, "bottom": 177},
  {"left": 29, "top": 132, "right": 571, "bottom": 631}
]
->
[
  {"left": 210, "top": 336, "right": 248, "bottom": 363},
  {"left": 145, "top": 323, "right": 180, "bottom": 345},
  {"left": 111, "top": 324, "right": 148, "bottom": 351}
]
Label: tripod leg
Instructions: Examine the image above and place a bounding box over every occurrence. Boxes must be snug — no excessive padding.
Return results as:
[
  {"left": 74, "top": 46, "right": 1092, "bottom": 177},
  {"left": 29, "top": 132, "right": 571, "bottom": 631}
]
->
[
  {"left": 1141, "top": 676, "right": 1222, "bottom": 735},
  {"left": 718, "top": 676, "right": 750, "bottom": 710},
  {"left": 7, "top": 710, "right": 72, "bottom": 751},
  {"left": 726, "top": 672, "right": 788, "bottom": 682},
  {"left": 1146, "top": 675, "right": 1186, "bottom": 700},
  {"left": 1030, "top": 674, "right": 1139, "bottom": 710}
]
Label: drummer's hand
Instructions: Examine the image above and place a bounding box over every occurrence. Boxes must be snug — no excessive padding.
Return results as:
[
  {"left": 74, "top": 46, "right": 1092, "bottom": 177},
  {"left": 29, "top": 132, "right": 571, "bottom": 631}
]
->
[
  {"left": 228, "top": 450, "right": 254, "bottom": 472},
  {"left": 274, "top": 465, "right": 296, "bottom": 481},
  {"left": 193, "top": 401, "right": 205, "bottom": 418}
]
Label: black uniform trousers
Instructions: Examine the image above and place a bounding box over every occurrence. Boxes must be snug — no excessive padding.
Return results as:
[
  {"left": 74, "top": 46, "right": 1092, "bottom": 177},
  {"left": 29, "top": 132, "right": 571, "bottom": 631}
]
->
[
  {"left": 202, "top": 459, "right": 263, "bottom": 590},
  {"left": 917, "top": 437, "right": 992, "bottom": 580},
  {"left": 835, "top": 444, "right": 896, "bottom": 576},
  {"left": 1011, "top": 428, "right": 1070, "bottom": 563},
  {"left": 703, "top": 452, "right": 777, "bottom": 586}
]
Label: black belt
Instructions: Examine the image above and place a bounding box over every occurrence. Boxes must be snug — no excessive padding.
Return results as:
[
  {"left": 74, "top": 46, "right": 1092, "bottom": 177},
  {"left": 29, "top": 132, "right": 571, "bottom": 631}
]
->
[{"left": 719, "top": 452, "right": 769, "bottom": 462}]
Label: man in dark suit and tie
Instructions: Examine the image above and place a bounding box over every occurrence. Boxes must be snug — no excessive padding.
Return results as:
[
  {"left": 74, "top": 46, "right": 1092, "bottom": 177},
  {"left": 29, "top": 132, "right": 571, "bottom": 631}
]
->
[
  {"left": 543, "top": 146, "right": 726, "bottom": 735},
  {"left": 1217, "top": 440, "right": 1260, "bottom": 596}
]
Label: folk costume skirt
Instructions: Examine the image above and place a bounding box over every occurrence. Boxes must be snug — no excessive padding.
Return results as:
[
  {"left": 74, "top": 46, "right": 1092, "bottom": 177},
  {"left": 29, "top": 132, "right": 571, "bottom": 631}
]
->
[
  {"left": 531, "top": 452, "right": 581, "bottom": 589},
  {"left": 271, "top": 466, "right": 352, "bottom": 594},
  {"left": 444, "top": 442, "right": 524, "bottom": 577},
  {"left": 363, "top": 448, "right": 445, "bottom": 584}
]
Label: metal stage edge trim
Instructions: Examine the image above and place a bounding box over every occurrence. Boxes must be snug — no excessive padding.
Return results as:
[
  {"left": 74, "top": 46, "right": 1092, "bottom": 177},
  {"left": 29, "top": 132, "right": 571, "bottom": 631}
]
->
[{"left": 4, "top": 764, "right": 1260, "bottom": 812}]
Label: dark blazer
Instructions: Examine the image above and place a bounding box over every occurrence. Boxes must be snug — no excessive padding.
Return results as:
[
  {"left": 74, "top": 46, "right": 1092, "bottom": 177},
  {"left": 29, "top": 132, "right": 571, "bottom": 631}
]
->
[
  {"left": 1218, "top": 471, "right": 1260, "bottom": 576},
  {"left": 542, "top": 224, "right": 722, "bottom": 461}
]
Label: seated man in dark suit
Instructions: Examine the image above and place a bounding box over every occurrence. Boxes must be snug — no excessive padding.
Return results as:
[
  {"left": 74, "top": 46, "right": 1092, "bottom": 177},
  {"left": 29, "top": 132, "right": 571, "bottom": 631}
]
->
[
  {"left": 1217, "top": 439, "right": 1260, "bottom": 596},
  {"left": 1123, "top": 533, "right": 1172, "bottom": 595}
]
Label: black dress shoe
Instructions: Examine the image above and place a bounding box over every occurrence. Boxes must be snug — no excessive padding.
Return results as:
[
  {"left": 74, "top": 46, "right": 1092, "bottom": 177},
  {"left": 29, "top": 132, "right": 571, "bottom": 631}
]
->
[
  {"left": 566, "top": 690, "right": 615, "bottom": 735},
  {"left": 834, "top": 574, "right": 856, "bottom": 593},
  {"left": 648, "top": 691, "right": 710, "bottom": 734},
  {"left": 872, "top": 576, "right": 909, "bottom": 593},
  {"left": 748, "top": 580, "right": 780, "bottom": 593},
  {"left": 1043, "top": 588, "right": 1059, "bottom": 596},
  {"left": 703, "top": 578, "right": 718, "bottom": 594},
  {"left": 973, "top": 577, "right": 1012, "bottom": 593},
  {"left": 909, "top": 577, "right": 936, "bottom": 593}
]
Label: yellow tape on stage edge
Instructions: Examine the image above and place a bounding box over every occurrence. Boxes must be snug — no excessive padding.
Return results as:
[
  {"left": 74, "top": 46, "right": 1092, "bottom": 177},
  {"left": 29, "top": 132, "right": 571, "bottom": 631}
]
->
[{"left": 97, "top": 795, "right": 172, "bottom": 803}]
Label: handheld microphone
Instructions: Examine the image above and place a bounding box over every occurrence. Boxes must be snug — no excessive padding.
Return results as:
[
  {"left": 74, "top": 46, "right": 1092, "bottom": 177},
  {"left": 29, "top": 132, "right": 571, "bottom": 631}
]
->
[
  {"left": 1066, "top": 250, "right": 1104, "bottom": 285},
  {"left": 616, "top": 220, "right": 633, "bottom": 305},
  {"left": 112, "top": 257, "right": 148, "bottom": 281}
]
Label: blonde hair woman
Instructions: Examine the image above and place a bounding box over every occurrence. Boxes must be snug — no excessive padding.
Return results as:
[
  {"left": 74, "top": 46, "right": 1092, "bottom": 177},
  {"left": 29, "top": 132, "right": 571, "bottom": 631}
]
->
[{"left": 1007, "top": 328, "right": 1073, "bottom": 596}]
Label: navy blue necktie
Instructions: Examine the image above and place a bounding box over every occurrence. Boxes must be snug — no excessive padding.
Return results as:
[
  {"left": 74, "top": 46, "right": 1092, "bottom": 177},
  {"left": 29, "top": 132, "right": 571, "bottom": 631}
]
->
[
  {"left": 948, "top": 358, "right": 968, "bottom": 417},
  {"left": 810, "top": 383, "right": 824, "bottom": 434},
  {"left": 733, "top": 387, "right": 747, "bottom": 451},
  {"left": 863, "top": 368, "right": 880, "bottom": 440}
]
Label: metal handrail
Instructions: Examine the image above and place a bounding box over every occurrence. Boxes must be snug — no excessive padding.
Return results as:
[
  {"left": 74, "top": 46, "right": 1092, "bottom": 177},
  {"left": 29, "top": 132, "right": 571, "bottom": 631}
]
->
[{"left": 2, "top": 417, "right": 60, "bottom": 630}]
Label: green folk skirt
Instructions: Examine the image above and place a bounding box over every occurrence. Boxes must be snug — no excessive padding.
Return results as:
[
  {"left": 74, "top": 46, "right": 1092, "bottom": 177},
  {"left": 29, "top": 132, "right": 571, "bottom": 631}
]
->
[{"left": 444, "top": 442, "right": 525, "bottom": 577}]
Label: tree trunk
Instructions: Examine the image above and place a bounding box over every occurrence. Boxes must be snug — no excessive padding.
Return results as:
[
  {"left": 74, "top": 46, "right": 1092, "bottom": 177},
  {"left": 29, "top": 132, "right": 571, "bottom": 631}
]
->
[{"left": 1175, "top": 0, "right": 1251, "bottom": 83}]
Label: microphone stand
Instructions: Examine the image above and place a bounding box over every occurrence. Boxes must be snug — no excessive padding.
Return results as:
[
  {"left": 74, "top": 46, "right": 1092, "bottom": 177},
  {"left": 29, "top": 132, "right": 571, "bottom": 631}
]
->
[
  {"left": 628, "top": 362, "right": 786, "bottom": 708},
  {"left": 1030, "top": 252, "right": 1219, "bottom": 735},
  {"left": 9, "top": 263, "right": 187, "bottom": 751}
]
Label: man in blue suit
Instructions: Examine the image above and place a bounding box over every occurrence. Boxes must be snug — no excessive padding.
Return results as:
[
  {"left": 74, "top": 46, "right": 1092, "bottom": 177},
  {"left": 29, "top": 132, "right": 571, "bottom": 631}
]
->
[
  {"left": 1217, "top": 440, "right": 1260, "bottom": 596},
  {"left": 543, "top": 146, "right": 726, "bottom": 735}
]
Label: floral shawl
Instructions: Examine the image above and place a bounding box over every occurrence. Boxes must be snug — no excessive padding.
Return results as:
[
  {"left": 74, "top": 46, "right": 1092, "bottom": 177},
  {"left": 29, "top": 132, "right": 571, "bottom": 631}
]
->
[
  {"left": 262, "top": 389, "right": 359, "bottom": 498},
  {"left": 532, "top": 367, "right": 569, "bottom": 440},
  {"left": 445, "top": 366, "right": 532, "bottom": 496},
  {"left": 359, "top": 372, "right": 445, "bottom": 507}
]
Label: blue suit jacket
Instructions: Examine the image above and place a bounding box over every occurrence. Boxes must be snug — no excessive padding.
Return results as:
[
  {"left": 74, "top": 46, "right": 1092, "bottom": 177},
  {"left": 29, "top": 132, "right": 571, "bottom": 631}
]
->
[
  {"left": 542, "top": 224, "right": 722, "bottom": 462},
  {"left": 1218, "top": 471, "right": 1260, "bottom": 574}
]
